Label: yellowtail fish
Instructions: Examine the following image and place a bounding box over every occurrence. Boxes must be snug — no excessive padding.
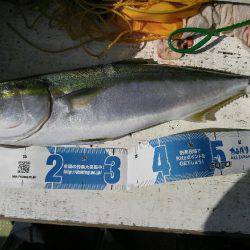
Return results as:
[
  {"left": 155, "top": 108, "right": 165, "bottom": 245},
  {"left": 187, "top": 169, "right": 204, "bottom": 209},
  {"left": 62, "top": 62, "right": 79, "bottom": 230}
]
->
[{"left": 0, "top": 62, "right": 248, "bottom": 146}]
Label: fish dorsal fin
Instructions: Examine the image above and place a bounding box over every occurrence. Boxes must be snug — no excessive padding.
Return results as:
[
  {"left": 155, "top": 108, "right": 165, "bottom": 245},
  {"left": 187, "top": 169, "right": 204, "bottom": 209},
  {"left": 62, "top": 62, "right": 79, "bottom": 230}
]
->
[{"left": 186, "top": 91, "right": 247, "bottom": 123}]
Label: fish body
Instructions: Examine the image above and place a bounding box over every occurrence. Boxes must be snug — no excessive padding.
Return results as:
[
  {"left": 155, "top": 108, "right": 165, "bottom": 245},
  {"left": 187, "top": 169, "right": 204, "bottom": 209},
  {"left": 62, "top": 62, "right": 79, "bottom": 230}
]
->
[{"left": 0, "top": 62, "right": 248, "bottom": 146}]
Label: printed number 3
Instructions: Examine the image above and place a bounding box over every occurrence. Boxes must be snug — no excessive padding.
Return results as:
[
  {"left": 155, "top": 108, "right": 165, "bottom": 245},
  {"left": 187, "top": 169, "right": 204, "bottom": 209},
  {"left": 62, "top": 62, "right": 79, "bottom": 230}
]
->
[
  {"left": 104, "top": 156, "right": 121, "bottom": 184},
  {"left": 45, "top": 154, "right": 63, "bottom": 183},
  {"left": 211, "top": 140, "right": 227, "bottom": 162}
]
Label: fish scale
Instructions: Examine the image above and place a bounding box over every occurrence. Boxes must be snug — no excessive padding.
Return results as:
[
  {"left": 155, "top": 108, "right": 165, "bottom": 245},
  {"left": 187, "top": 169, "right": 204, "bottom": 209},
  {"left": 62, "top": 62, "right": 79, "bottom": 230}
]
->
[{"left": 0, "top": 62, "right": 248, "bottom": 146}]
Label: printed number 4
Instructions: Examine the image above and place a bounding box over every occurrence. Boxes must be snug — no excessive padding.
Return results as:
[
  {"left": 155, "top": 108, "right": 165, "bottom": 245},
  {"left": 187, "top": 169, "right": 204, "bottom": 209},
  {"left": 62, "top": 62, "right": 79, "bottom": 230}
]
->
[
  {"left": 45, "top": 154, "right": 63, "bottom": 183},
  {"left": 211, "top": 140, "right": 227, "bottom": 162},
  {"left": 104, "top": 156, "right": 121, "bottom": 184},
  {"left": 152, "top": 145, "right": 171, "bottom": 176}
]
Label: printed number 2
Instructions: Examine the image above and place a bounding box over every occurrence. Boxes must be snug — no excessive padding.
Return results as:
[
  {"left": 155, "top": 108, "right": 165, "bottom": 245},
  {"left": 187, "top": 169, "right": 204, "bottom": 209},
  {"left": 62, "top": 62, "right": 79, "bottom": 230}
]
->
[
  {"left": 104, "top": 156, "right": 121, "bottom": 184},
  {"left": 45, "top": 154, "right": 63, "bottom": 183},
  {"left": 211, "top": 140, "right": 227, "bottom": 162}
]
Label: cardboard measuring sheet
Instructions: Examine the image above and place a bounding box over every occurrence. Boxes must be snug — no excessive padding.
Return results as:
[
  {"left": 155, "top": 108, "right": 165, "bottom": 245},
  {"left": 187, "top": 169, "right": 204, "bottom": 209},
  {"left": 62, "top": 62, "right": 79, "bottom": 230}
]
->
[{"left": 0, "top": 130, "right": 249, "bottom": 191}]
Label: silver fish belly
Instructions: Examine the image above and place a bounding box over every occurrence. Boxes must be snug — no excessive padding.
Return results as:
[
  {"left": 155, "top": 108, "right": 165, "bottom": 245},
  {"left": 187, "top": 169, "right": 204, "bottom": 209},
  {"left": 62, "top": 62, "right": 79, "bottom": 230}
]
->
[{"left": 0, "top": 63, "right": 248, "bottom": 146}]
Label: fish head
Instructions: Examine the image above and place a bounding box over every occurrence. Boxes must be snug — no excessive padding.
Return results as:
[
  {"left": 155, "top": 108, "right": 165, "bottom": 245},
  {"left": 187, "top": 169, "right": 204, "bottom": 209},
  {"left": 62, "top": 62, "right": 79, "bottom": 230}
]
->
[{"left": 0, "top": 80, "right": 51, "bottom": 141}]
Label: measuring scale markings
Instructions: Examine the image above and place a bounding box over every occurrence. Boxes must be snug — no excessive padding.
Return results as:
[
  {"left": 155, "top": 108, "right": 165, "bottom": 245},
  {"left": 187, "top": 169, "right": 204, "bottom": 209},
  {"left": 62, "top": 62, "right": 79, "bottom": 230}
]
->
[
  {"left": 150, "top": 133, "right": 215, "bottom": 183},
  {"left": 0, "top": 131, "right": 249, "bottom": 190},
  {"left": 44, "top": 147, "right": 126, "bottom": 190}
]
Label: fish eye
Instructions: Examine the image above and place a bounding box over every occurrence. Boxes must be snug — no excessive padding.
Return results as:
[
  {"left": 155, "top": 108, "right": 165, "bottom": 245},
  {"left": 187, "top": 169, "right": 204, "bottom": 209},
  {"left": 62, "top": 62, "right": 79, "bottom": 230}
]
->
[{"left": 0, "top": 82, "right": 51, "bottom": 141}]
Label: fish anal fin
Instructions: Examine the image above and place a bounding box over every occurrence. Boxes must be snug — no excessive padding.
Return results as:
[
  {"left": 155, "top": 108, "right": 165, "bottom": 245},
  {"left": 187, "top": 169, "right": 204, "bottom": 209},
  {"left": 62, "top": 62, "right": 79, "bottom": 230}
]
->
[
  {"left": 186, "top": 112, "right": 211, "bottom": 123},
  {"left": 186, "top": 91, "right": 246, "bottom": 123}
]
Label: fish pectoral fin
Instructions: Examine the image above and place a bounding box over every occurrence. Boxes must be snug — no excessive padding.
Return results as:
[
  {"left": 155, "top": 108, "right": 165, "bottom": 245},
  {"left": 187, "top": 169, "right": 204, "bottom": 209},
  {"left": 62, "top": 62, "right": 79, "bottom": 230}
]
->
[
  {"left": 186, "top": 91, "right": 246, "bottom": 123},
  {"left": 64, "top": 88, "right": 101, "bottom": 110}
]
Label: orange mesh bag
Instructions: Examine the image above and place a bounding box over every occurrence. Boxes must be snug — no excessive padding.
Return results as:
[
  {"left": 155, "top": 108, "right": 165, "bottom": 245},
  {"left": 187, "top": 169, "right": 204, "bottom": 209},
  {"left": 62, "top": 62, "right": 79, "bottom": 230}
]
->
[{"left": 116, "top": 0, "right": 210, "bottom": 39}]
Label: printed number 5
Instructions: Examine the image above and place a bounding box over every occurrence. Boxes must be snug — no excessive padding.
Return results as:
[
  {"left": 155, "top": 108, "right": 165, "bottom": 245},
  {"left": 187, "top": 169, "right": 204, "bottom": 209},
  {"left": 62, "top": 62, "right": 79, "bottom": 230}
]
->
[
  {"left": 211, "top": 140, "right": 226, "bottom": 162},
  {"left": 45, "top": 154, "right": 63, "bottom": 183},
  {"left": 104, "top": 156, "right": 121, "bottom": 184}
]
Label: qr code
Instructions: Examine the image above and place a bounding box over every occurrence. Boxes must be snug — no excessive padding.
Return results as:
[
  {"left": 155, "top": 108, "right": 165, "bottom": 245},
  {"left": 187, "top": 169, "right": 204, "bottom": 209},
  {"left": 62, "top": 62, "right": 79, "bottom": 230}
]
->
[{"left": 18, "top": 161, "right": 30, "bottom": 174}]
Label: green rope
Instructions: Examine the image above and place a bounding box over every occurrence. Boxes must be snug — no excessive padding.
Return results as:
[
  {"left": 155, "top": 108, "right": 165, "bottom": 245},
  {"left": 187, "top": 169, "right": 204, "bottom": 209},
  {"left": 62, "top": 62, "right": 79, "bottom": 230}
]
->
[{"left": 167, "top": 19, "right": 250, "bottom": 54}]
